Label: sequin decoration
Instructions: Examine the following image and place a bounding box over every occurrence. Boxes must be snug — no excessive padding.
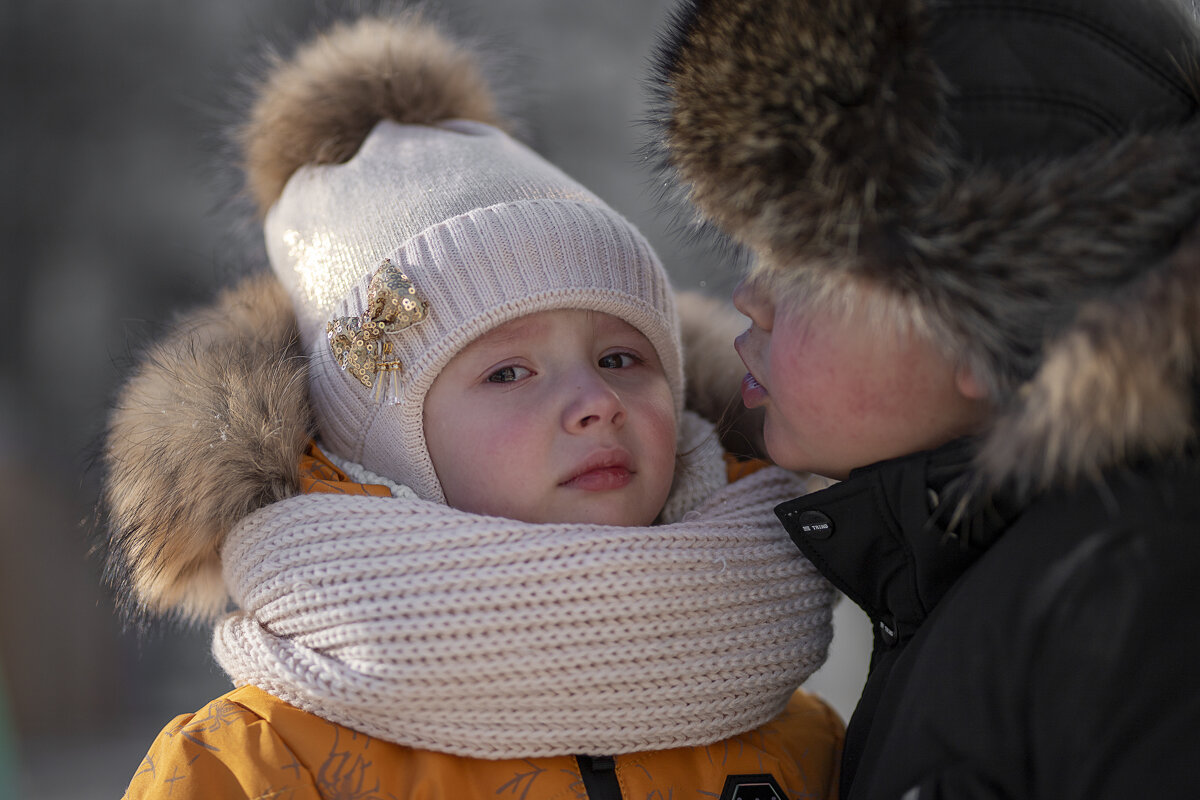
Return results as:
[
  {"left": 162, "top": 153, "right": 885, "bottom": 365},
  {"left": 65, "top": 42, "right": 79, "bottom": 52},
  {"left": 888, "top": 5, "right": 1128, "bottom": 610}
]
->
[
  {"left": 284, "top": 228, "right": 351, "bottom": 317},
  {"left": 326, "top": 259, "right": 429, "bottom": 403}
]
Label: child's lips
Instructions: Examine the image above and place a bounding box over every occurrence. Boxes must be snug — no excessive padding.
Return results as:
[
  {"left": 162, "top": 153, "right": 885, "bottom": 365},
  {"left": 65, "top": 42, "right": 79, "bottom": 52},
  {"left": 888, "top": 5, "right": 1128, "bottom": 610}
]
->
[
  {"left": 741, "top": 371, "right": 768, "bottom": 408},
  {"left": 561, "top": 466, "right": 633, "bottom": 491},
  {"left": 560, "top": 451, "right": 634, "bottom": 491}
]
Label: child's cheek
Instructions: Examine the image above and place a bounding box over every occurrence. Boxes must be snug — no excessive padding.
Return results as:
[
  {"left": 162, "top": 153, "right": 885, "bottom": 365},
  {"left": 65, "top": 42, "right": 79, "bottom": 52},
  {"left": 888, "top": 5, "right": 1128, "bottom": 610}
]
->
[{"left": 469, "top": 409, "right": 533, "bottom": 465}]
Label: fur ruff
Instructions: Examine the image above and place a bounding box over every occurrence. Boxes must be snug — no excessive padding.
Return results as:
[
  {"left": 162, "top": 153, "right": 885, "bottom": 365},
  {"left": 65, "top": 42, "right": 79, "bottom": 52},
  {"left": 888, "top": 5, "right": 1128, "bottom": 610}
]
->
[
  {"left": 101, "top": 279, "right": 758, "bottom": 620},
  {"left": 241, "top": 13, "right": 506, "bottom": 215},
  {"left": 102, "top": 274, "right": 312, "bottom": 620},
  {"left": 651, "top": 0, "right": 944, "bottom": 265},
  {"left": 651, "top": 0, "right": 1200, "bottom": 494},
  {"left": 978, "top": 224, "right": 1200, "bottom": 495}
]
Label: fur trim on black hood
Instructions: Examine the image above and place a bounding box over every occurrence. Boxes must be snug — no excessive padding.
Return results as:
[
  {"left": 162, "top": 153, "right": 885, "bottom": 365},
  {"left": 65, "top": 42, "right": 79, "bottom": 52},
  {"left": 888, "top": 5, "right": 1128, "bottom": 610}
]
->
[{"left": 649, "top": 0, "right": 1200, "bottom": 496}]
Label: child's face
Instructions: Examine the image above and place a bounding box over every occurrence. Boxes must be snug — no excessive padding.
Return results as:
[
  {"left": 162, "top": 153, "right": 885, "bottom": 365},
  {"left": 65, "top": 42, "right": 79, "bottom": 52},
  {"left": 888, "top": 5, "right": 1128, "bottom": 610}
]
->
[
  {"left": 733, "top": 277, "right": 989, "bottom": 479},
  {"left": 424, "top": 309, "right": 677, "bottom": 526}
]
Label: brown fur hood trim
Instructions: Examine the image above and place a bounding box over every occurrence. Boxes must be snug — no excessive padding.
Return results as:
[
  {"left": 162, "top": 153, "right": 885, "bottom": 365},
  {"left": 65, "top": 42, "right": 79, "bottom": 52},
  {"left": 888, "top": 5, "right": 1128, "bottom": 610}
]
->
[
  {"left": 103, "top": 14, "right": 518, "bottom": 622},
  {"left": 100, "top": 278, "right": 756, "bottom": 621},
  {"left": 650, "top": 0, "right": 1200, "bottom": 495},
  {"left": 241, "top": 13, "right": 506, "bottom": 215},
  {"left": 101, "top": 275, "right": 312, "bottom": 622}
]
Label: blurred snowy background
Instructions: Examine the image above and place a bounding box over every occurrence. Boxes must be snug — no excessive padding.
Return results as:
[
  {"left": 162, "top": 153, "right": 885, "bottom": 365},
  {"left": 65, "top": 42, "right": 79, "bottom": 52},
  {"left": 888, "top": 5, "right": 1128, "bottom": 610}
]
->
[{"left": 1, "top": 2, "right": 870, "bottom": 797}]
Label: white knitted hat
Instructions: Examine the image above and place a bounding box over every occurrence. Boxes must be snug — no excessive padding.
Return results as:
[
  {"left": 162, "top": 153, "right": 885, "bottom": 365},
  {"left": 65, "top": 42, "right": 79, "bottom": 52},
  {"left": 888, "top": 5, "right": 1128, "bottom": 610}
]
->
[{"left": 265, "top": 119, "right": 682, "bottom": 502}]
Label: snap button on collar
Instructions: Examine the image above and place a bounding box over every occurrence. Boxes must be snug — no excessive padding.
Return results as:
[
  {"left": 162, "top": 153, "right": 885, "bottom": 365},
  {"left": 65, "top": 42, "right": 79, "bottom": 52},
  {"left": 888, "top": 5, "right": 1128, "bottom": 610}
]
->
[{"left": 794, "top": 509, "right": 834, "bottom": 539}]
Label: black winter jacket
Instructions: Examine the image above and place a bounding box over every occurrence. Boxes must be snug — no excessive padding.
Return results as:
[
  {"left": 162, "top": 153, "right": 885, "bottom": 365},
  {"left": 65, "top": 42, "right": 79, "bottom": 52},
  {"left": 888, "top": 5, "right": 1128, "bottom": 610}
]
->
[
  {"left": 780, "top": 441, "right": 1200, "bottom": 799},
  {"left": 649, "top": 0, "right": 1200, "bottom": 795}
]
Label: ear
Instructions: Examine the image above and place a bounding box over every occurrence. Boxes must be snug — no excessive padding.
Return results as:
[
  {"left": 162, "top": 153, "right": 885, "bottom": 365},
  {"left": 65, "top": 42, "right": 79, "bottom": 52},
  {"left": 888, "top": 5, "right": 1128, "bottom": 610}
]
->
[{"left": 955, "top": 361, "right": 989, "bottom": 401}]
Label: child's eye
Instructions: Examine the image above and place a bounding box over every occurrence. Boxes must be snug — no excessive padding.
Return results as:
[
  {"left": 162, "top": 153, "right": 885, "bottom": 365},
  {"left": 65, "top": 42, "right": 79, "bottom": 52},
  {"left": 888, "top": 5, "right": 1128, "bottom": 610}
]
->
[
  {"left": 486, "top": 365, "right": 531, "bottom": 383},
  {"left": 598, "top": 352, "right": 640, "bottom": 369}
]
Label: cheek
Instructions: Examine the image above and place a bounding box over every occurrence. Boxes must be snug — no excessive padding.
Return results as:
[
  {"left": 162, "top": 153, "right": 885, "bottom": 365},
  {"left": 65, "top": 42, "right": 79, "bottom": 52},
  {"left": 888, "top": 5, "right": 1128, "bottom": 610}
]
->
[
  {"left": 771, "top": 317, "right": 913, "bottom": 415},
  {"left": 633, "top": 379, "right": 677, "bottom": 442},
  {"left": 840, "top": 337, "right": 956, "bottom": 422},
  {"left": 764, "top": 321, "right": 910, "bottom": 465},
  {"left": 769, "top": 324, "right": 850, "bottom": 415},
  {"left": 635, "top": 392, "right": 680, "bottom": 489},
  {"left": 427, "top": 400, "right": 531, "bottom": 505},
  {"left": 481, "top": 415, "right": 540, "bottom": 472},
  {"left": 647, "top": 404, "right": 679, "bottom": 464}
]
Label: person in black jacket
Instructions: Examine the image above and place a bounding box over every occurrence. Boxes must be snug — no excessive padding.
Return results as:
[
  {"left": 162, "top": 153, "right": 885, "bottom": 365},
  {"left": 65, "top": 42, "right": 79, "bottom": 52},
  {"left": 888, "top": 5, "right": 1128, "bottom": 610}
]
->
[{"left": 648, "top": 0, "right": 1200, "bottom": 797}]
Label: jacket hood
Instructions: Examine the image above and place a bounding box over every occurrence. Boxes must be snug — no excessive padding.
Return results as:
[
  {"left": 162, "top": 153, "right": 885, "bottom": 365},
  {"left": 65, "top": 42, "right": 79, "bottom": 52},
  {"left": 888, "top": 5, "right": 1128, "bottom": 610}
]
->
[
  {"left": 650, "top": 0, "right": 1200, "bottom": 496},
  {"left": 101, "top": 274, "right": 757, "bottom": 621},
  {"left": 101, "top": 275, "right": 312, "bottom": 621}
]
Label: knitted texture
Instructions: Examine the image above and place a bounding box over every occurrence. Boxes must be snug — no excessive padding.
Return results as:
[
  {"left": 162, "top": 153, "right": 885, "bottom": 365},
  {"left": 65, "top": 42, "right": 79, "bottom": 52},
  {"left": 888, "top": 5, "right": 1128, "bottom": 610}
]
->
[
  {"left": 212, "top": 463, "right": 834, "bottom": 758},
  {"left": 658, "top": 410, "right": 726, "bottom": 523},
  {"left": 266, "top": 120, "right": 681, "bottom": 502}
]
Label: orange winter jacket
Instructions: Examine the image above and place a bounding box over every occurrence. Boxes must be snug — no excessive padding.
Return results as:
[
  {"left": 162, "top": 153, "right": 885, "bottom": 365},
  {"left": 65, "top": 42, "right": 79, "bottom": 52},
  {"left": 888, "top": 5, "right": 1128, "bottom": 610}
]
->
[{"left": 123, "top": 684, "right": 842, "bottom": 800}]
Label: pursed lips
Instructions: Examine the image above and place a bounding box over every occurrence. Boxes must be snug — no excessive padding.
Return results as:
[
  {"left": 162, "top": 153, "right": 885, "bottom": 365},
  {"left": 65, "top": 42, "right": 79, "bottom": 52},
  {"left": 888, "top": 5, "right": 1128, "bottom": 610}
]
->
[{"left": 734, "top": 334, "right": 767, "bottom": 392}]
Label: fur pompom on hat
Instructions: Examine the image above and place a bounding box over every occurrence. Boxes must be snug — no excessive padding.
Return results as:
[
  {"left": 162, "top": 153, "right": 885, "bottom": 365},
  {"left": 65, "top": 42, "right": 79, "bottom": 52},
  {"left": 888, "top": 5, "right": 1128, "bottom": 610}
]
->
[
  {"left": 651, "top": 0, "right": 1200, "bottom": 495},
  {"left": 249, "top": 15, "right": 681, "bottom": 503},
  {"left": 241, "top": 15, "right": 506, "bottom": 214}
]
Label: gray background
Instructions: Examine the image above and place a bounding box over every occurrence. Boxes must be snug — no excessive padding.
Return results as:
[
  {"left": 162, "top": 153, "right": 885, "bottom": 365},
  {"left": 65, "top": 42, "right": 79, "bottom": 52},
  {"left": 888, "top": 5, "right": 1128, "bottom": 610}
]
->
[{"left": 2, "top": 2, "right": 871, "bottom": 797}]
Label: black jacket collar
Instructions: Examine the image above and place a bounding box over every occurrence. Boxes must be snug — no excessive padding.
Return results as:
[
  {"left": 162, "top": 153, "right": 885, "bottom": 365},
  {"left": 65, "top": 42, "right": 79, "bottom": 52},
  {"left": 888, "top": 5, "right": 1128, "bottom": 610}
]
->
[{"left": 776, "top": 440, "right": 1011, "bottom": 648}]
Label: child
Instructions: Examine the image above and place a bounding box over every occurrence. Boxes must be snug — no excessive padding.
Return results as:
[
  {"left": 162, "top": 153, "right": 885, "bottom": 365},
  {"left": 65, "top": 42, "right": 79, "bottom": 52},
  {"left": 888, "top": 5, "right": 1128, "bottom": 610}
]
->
[
  {"left": 103, "top": 15, "right": 842, "bottom": 800},
  {"left": 649, "top": 0, "right": 1200, "bottom": 797}
]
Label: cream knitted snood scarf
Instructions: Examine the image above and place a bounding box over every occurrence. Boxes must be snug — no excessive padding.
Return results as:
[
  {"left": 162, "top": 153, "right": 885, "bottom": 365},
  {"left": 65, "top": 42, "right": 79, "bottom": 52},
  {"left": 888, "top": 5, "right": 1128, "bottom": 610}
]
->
[{"left": 213, "top": 419, "right": 834, "bottom": 759}]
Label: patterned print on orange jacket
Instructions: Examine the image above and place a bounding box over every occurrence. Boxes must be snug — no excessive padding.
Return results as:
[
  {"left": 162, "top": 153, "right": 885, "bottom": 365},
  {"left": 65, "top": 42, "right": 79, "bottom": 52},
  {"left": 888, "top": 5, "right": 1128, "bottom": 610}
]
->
[{"left": 124, "top": 684, "right": 842, "bottom": 800}]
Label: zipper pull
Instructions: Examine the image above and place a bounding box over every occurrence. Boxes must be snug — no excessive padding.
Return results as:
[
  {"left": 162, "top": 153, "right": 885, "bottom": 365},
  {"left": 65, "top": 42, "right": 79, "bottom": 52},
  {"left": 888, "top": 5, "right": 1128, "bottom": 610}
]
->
[{"left": 575, "top": 754, "right": 623, "bottom": 800}]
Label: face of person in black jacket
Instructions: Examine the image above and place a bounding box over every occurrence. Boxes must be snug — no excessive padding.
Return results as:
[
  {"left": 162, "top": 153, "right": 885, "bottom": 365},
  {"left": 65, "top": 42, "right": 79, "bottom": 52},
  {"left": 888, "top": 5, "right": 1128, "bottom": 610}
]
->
[{"left": 731, "top": 277, "right": 990, "bottom": 480}]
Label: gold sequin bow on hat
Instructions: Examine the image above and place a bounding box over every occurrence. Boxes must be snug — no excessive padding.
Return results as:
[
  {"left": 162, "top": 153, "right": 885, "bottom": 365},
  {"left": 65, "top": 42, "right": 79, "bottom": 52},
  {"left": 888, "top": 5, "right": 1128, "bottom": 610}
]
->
[{"left": 327, "top": 259, "right": 429, "bottom": 403}]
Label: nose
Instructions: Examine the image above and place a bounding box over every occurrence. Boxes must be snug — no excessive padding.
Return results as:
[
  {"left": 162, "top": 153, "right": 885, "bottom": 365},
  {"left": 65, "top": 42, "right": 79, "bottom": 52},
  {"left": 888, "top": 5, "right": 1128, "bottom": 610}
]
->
[
  {"left": 563, "top": 369, "right": 626, "bottom": 432},
  {"left": 733, "top": 277, "right": 774, "bottom": 331}
]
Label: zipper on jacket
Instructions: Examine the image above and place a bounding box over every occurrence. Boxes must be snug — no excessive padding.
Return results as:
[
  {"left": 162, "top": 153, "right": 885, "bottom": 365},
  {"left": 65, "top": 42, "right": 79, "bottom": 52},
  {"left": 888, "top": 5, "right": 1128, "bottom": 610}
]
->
[{"left": 576, "top": 755, "right": 623, "bottom": 800}]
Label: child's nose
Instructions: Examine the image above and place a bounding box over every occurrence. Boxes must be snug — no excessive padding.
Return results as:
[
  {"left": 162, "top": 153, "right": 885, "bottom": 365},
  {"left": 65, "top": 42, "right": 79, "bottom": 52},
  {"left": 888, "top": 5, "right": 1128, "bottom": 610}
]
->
[
  {"left": 733, "top": 277, "right": 775, "bottom": 330},
  {"left": 563, "top": 371, "right": 626, "bottom": 431}
]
